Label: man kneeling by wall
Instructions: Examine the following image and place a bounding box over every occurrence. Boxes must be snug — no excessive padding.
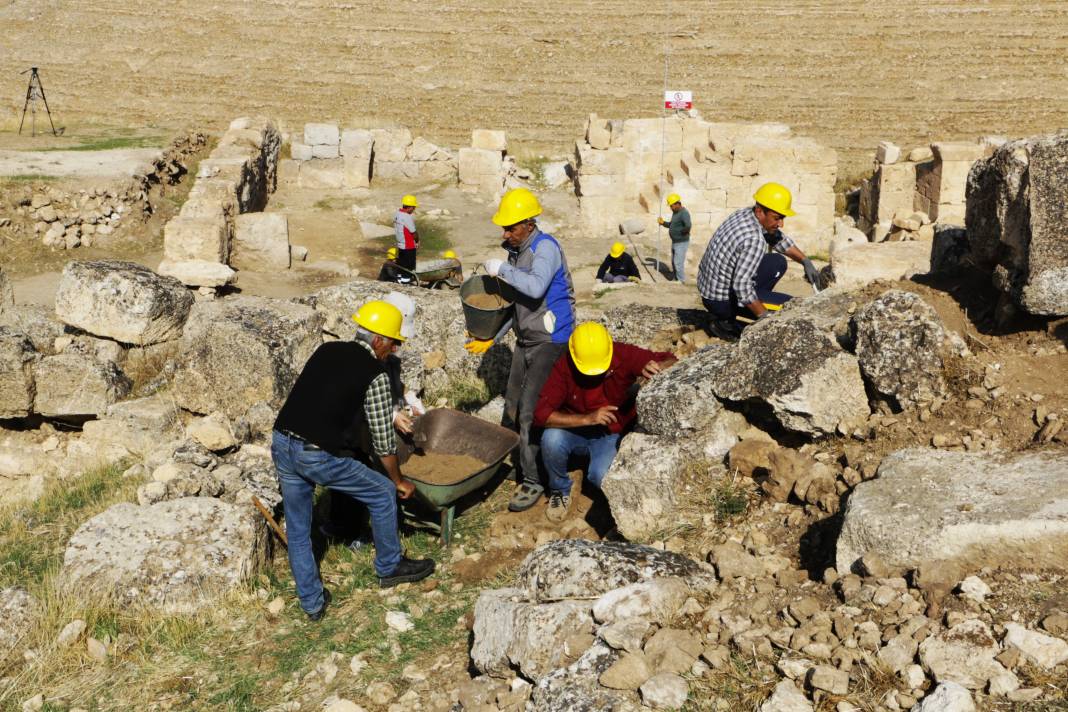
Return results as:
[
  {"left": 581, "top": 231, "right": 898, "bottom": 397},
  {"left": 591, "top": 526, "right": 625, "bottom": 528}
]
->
[{"left": 533, "top": 321, "right": 676, "bottom": 522}]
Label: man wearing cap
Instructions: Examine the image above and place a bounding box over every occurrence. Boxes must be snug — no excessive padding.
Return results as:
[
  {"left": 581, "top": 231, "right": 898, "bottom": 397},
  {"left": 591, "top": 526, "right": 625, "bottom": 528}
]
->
[
  {"left": 533, "top": 322, "right": 676, "bottom": 521},
  {"left": 272, "top": 300, "right": 435, "bottom": 621},
  {"left": 596, "top": 242, "right": 641, "bottom": 283},
  {"left": 696, "top": 182, "right": 822, "bottom": 341},
  {"left": 657, "top": 193, "right": 691, "bottom": 283},
  {"left": 393, "top": 194, "right": 420, "bottom": 277},
  {"left": 465, "top": 188, "right": 576, "bottom": 513}
]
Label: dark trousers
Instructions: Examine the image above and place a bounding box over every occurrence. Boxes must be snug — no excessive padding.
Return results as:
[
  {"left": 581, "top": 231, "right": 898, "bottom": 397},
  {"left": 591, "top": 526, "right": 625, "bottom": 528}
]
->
[
  {"left": 397, "top": 248, "right": 417, "bottom": 271},
  {"left": 703, "top": 253, "right": 791, "bottom": 320},
  {"left": 502, "top": 341, "right": 566, "bottom": 487}
]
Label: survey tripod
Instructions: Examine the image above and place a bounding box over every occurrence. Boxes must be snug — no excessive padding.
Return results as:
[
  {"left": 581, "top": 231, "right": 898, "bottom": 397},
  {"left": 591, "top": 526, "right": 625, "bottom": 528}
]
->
[{"left": 18, "top": 67, "right": 62, "bottom": 137}]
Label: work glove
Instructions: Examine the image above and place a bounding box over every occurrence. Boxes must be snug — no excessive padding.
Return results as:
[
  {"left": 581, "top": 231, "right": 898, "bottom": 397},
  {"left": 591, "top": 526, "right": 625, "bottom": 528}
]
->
[
  {"left": 465, "top": 339, "right": 493, "bottom": 355},
  {"left": 802, "top": 258, "right": 821, "bottom": 286},
  {"left": 657, "top": 217, "right": 666, "bottom": 226},
  {"left": 483, "top": 258, "right": 504, "bottom": 277}
]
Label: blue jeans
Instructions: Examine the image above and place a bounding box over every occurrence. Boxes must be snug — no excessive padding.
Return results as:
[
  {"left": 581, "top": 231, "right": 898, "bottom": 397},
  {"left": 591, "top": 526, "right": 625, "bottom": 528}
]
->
[
  {"left": 271, "top": 430, "right": 402, "bottom": 613},
  {"left": 704, "top": 252, "right": 791, "bottom": 320},
  {"left": 672, "top": 241, "right": 689, "bottom": 283},
  {"left": 541, "top": 427, "right": 621, "bottom": 495}
]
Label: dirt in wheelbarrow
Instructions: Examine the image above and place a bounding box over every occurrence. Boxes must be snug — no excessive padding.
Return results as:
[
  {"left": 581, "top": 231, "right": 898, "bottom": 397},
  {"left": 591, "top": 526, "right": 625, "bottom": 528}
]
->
[
  {"left": 402, "top": 451, "right": 488, "bottom": 485},
  {"left": 464, "top": 293, "right": 511, "bottom": 310}
]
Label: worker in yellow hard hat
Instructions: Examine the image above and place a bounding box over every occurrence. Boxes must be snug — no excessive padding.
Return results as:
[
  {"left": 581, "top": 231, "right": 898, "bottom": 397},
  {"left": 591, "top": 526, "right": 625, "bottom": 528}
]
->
[
  {"left": 466, "top": 187, "right": 576, "bottom": 513},
  {"left": 657, "top": 193, "right": 692, "bottom": 283},
  {"left": 596, "top": 241, "right": 641, "bottom": 283},
  {"left": 696, "top": 182, "right": 822, "bottom": 342},
  {"left": 393, "top": 194, "right": 420, "bottom": 278},
  {"left": 272, "top": 299, "right": 435, "bottom": 616},
  {"left": 532, "top": 322, "right": 676, "bottom": 521},
  {"left": 377, "top": 246, "right": 406, "bottom": 283}
]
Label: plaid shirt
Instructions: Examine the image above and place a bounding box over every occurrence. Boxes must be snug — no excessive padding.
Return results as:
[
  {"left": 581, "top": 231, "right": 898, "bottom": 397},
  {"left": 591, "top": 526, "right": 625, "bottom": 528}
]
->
[
  {"left": 696, "top": 207, "right": 796, "bottom": 306},
  {"left": 355, "top": 341, "right": 396, "bottom": 457}
]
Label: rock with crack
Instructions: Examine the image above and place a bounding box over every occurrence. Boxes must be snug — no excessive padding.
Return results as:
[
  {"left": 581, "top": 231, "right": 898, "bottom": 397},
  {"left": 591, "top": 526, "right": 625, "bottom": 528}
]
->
[
  {"left": 837, "top": 448, "right": 1068, "bottom": 576},
  {"left": 599, "top": 433, "right": 685, "bottom": 541},
  {"left": 172, "top": 296, "right": 323, "bottom": 420},
  {"left": 967, "top": 132, "right": 1068, "bottom": 315},
  {"left": 0, "top": 327, "right": 38, "bottom": 418},
  {"left": 516, "top": 540, "right": 716, "bottom": 603},
  {"left": 0, "top": 586, "right": 38, "bottom": 653},
  {"left": 34, "top": 352, "right": 131, "bottom": 417},
  {"left": 54, "top": 260, "right": 194, "bottom": 345},
  {"left": 852, "top": 290, "right": 951, "bottom": 410},
  {"left": 918, "top": 619, "right": 1016, "bottom": 690},
  {"left": 529, "top": 642, "right": 641, "bottom": 712},
  {"left": 62, "top": 497, "right": 268, "bottom": 614},
  {"left": 471, "top": 587, "right": 593, "bottom": 681}
]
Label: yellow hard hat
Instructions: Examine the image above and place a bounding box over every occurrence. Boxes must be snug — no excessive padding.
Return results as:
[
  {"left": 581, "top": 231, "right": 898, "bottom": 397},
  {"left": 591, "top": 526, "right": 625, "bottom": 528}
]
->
[
  {"left": 666, "top": 193, "right": 681, "bottom": 206},
  {"left": 351, "top": 300, "right": 406, "bottom": 342},
  {"left": 568, "top": 322, "right": 613, "bottom": 376},
  {"left": 753, "top": 182, "right": 796, "bottom": 217},
  {"left": 442, "top": 249, "right": 458, "bottom": 259},
  {"left": 609, "top": 242, "right": 626, "bottom": 259},
  {"left": 492, "top": 188, "right": 542, "bottom": 227},
  {"left": 401, "top": 194, "right": 418, "bottom": 208},
  {"left": 386, "top": 247, "right": 398, "bottom": 260}
]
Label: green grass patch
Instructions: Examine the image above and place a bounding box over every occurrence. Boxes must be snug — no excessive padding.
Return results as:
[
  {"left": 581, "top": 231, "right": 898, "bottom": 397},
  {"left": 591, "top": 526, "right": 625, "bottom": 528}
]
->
[
  {"left": 424, "top": 373, "right": 491, "bottom": 411},
  {"left": 0, "top": 173, "right": 59, "bottom": 185},
  {"left": 44, "top": 135, "right": 167, "bottom": 152},
  {"left": 413, "top": 217, "right": 452, "bottom": 253},
  {"left": 513, "top": 153, "right": 555, "bottom": 189}
]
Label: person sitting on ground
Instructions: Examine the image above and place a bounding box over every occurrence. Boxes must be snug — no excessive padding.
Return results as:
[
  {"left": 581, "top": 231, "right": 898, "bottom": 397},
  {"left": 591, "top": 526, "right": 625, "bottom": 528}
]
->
[
  {"left": 272, "top": 300, "right": 435, "bottom": 621},
  {"left": 596, "top": 242, "right": 641, "bottom": 283},
  {"left": 533, "top": 321, "right": 676, "bottom": 522},
  {"left": 377, "top": 247, "right": 406, "bottom": 283},
  {"left": 696, "top": 182, "right": 821, "bottom": 342}
]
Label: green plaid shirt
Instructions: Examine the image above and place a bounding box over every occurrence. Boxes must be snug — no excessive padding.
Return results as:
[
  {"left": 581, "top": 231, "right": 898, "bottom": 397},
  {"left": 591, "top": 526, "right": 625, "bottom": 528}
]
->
[{"left": 356, "top": 341, "right": 396, "bottom": 457}]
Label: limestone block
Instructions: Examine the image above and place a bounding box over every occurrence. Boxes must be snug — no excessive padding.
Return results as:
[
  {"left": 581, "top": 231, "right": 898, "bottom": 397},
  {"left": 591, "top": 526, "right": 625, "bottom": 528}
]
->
[
  {"left": 574, "top": 142, "right": 627, "bottom": 175},
  {"left": 579, "top": 195, "right": 626, "bottom": 234},
  {"left": 343, "top": 156, "right": 371, "bottom": 189},
  {"left": 472, "top": 129, "right": 507, "bottom": 152},
  {"left": 290, "top": 142, "right": 313, "bottom": 161},
  {"left": 232, "top": 213, "right": 290, "bottom": 273},
  {"left": 298, "top": 158, "right": 344, "bottom": 189},
  {"left": 918, "top": 619, "right": 1012, "bottom": 690},
  {"left": 681, "top": 119, "right": 712, "bottom": 154},
  {"left": 587, "top": 116, "right": 611, "bottom": 150},
  {"left": 370, "top": 127, "right": 413, "bottom": 162},
  {"left": 877, "top": 141, "right": 901, "bottom": 165},
  {"left": 577, "top": 174, "right": 625, "bottom": 197},
  {"left": 54, "top": 260, "right": 194, "bottom": 346},
  {"left": 277, "top": 159, "right": 300, "bottom": 184},
  {"left": 34, "top": 353, "right": 131, "bottom": 417},
  {"left": 163, "top": 216, "right": 228, "bottom": 263},
  {"left": 340, "top": 129, "right": 374, "bottom": 158},
  {"left": 373, "top": 161, "right": 422, "bottom": 181},
  {"left": 601, "top": 433, "right": 686, "bottom": 541},
  {"left": 310, "top": 143, "right": 339, "bottom": 160},
  {"left": 303, "top": 123, "right": 339, "bottom": 147},
  {"left": 829, "top": 240, "right": 931, "bottom": 288},
  {"left": 157, "top": 260, "right": 236, "bottom": 288},
  {"left": 621, "top": 117, "right": 683, "bottom": 155},
  {"left": 459, "top": 148, "right": 504, "bottom": 183},
  {"left": 837, "top": 449, "right": 1068, "bottom": 575},
  {"left": 932, "top": 142, "right": 985, "bottom": 163},
  {"left": 0, "top": 328, "right": 37, "bottom": 418}
]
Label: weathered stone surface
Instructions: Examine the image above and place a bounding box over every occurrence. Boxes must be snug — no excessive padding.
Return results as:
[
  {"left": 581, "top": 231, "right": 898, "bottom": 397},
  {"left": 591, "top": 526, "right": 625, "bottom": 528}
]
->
[
  {"left": 639, "top": 672, "right": 688, "bottom": 709},
  {"left": 0, "top": 587, "right": 38, "bottom": 653},
  {"left": 471, "top": 587, "right": 592, "bottom": 680},
  {"left": 829, "top": 240, "right": 932, "bottom": 288},
  {"left": 967, "top": 132, "right": 1068, "bottom": 315},
  {"left": 54, "top": 260, "right": 194, "bottom": 346},
  {"left": 837, "top": 449, "right": 1068, "bottom": 575},
  {"left": 62, "top": 497, "right": 267, "bottom": 613},
  {"left": 759, "top": 679, "right": 813, "bottom": 712},
  {"left": 472, "top": 129, "right": 507, "bottom": 152},
  {"left": 172, "top": 296, "right": 323, "bottom": 420},
  {"left": 516, "top": 540, "right": 715, "bottom": 603},
  {"left": 369, "top": 127, "right": 413, "bottom": 163},
  {"left": 637, "top": 351, "right": 724, "bottom": 437},
  {"left": 1003, "top": 623, "right": 1068, "bottom": 669},
  {"left": 910, "top": 681, "right": 975, "bottom": 712},
  {"left": 600, "top": 433, "right": 685, "bottom": 541},
  {"left": 163, "top": 215, "right": 228, "bottom": 263},
  {"left": 231, "top": 213, "right": 291, "bottom": 271},
  {"left": 0, "top": 327, "right": 37, "bottom": 418},
  {"left": 599, "top": 651, "right": 652, "bottom": 690},
  {"left": 157, "top": 259, "right": 236, "bottom": 288},
  {"left": 852, "top": 290, "right": 949, "bottom": 410},
  {"left": 0, "top": 305, "right": 63, "bottom": 357},
  {"left": 80, "top": 395, "right": 181, "bottom": 458},
  {"left": 591, "top": 578, "right": 690, "bottom": 625},
  {"left": 599, "top": 618, "right": 652, "bottom": 654},
  {"left": 340, "top": 129, "right": 374, "bottom": 158},
  {"left": 0, "top": 266, "right": 13, "bottom": 310},
  {"left": 304, "top": 122, "right": 340, "bottom": 146},
  {"left": 918, "top": 619, "right": 1013, "bottom": 690},
  {"left": 34, "top": 353, "right": 131, "bottom": 416},
  {"left": 187, "top": 412, "right": 238, "bottom": 452},
  {"left": 600, "top": 305, "right": 708, "bottom": 351},
  {"left": 530, "top": 642, "right": 638, "bottom": 712}
]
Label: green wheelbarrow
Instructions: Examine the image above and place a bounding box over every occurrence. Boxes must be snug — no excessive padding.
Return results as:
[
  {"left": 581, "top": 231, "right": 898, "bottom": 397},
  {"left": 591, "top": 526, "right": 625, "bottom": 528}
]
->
[{"left": 397, "top": 408, "right": 518, "bottom": 545}]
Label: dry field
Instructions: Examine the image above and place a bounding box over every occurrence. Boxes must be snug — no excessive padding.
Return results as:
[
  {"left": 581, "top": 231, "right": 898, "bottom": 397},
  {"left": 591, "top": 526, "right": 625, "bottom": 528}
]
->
[{"left": 2, "top": 1, "right": 1068, "bottom": 173}]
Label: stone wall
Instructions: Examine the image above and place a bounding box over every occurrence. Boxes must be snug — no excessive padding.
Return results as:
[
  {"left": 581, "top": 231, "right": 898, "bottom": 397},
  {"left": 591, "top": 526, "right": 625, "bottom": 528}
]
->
[{"left": 573, "top": 114, "right": 838, "bottom": 254}]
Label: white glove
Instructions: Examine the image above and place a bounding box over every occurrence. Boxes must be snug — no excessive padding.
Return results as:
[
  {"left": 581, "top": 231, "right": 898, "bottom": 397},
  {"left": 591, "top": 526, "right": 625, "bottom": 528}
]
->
[
  {"left": 404, "top": 391, "right": 426, "bottom": 416},
  {"left": 483, "top": 258, "right": 504, "bottom": 277}
]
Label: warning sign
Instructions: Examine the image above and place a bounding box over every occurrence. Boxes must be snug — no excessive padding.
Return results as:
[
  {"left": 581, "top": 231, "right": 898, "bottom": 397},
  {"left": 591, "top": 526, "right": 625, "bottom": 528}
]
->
[{"left": 664, "top": 90, "right": 693, "bottom": 110}]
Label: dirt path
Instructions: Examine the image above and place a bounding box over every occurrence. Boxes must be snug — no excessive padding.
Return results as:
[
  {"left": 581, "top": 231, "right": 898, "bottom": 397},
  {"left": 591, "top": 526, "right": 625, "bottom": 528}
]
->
[{"left": 0, "top": 148, "right": 162, "bottom": 178}]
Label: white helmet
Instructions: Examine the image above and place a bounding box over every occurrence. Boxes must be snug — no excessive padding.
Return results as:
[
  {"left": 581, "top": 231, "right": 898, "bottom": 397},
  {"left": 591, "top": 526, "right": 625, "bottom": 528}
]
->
[{"left": 383, "top": 291, "right": 416, "bottom": 340}]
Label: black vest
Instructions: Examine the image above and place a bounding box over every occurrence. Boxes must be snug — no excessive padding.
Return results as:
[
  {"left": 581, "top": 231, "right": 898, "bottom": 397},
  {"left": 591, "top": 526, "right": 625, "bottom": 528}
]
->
[{"left": 274, "top": 341, "right": 385, "bottom": 454}]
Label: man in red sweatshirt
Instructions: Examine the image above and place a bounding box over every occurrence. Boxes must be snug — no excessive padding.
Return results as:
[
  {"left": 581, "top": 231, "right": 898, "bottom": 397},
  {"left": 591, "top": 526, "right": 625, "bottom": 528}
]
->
[{"left": 533, "top": 321, "right": 677, "bottom": 522}]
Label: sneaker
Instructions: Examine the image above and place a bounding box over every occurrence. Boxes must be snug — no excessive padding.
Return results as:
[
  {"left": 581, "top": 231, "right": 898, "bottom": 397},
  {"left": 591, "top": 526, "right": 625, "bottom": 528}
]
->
[
  {"left": 545, "top": 491, "right": 571, "bottom": 523},
  {"left": 307, "top": 588, "right": 331, "bottom": 622},
  {"left": 708, "top": 318, "right": 742, "bottom": 343},
  {"left": 508, "top": 482, "right": 544, "bottom": 512},
  {"left": 379, "top": 556, "right": 436, "bottom": 588}
]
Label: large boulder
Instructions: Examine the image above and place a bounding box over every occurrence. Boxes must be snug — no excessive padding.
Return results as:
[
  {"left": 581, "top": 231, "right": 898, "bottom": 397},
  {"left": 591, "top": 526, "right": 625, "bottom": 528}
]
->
[
  {"left": 530, "top": 642, "right": 639, "bottom": 712},
  {"left": 62, "top": 497, "right": 268, "bottom": 613},
  {"left": 600, "top": 434, "right": 685, "bottom": 541},
  {"left": 0, "top": 327, "right": 37, "bottom": 418},
  {"left": 516, "top": 540, "right": 715, "bottom": 603},
  {"left": 0, "top": 586, "right": 38, "bottom": 653},
  {"left": 33, "top": 352, "right": 132, "bottom": 417},
  {"left": 54, "top": 260, "right": 194, "bottom": 345},
  {"left": 852, "top": 290, "right": 950, "bottom": 410},
  {"left": 837, "top": 449, "right": 1068, "bottom": 575},
  {"left": 172, "top": 296, "right": 323, "bottom": 420},
  {"left": 967, "top": 132, "right": 1068, "bottom": 315}
]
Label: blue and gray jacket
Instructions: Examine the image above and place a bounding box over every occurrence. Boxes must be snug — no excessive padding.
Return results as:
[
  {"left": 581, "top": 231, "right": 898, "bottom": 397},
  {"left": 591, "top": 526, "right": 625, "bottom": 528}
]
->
[{"left": 497, "top": 227, "right": 575, "bottom": 346}]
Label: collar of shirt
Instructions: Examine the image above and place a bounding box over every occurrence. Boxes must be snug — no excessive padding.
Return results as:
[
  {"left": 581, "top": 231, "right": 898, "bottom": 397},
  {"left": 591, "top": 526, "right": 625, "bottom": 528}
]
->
[
  {"left": 501, "top": 226, "right": 541, "bottom": 255},
  {"left": 354, "top": 339, "right": 375, "bottom": 357}
]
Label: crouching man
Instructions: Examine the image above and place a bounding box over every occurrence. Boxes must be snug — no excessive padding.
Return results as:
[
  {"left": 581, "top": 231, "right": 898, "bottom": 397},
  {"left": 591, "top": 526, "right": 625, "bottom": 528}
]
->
[
  {"left": 533, "top": 321, "right": 676, "bottom": 522},
  {"left": 272, "top": 299, "right": 434, "bottom": 621}
]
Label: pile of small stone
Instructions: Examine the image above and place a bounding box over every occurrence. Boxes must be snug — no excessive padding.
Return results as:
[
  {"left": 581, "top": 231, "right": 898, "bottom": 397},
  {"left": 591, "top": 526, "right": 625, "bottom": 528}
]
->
[
  {"left": 29, "top": 188, "right": 131, "bottom": 249},
  {"left": 884, "top": 208, "right": 934, "bottom": 242}
]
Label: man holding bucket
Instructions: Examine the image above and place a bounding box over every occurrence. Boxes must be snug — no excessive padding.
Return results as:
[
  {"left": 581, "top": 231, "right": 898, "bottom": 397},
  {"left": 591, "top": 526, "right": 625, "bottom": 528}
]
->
[{"left": 464, "top": 188, "right": 576, "bottom": 513}]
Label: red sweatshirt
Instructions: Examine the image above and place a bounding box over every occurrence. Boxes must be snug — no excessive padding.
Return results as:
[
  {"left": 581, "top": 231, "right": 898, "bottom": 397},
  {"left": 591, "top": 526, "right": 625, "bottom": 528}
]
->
[{"left": 533, "top": 343, "right": 674, "bottom": 434}]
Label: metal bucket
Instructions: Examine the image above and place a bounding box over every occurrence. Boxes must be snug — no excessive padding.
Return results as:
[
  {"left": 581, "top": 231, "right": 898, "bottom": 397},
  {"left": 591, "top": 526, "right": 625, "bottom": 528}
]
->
[{"left": 460, "top": 274, "right": 516, "bottom": 340}]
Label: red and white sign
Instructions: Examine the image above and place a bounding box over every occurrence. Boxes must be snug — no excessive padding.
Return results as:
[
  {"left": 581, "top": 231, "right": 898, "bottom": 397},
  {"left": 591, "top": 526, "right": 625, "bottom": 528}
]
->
[{"left": 664, "top": 90, "right": 693, "bottom": 110}]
